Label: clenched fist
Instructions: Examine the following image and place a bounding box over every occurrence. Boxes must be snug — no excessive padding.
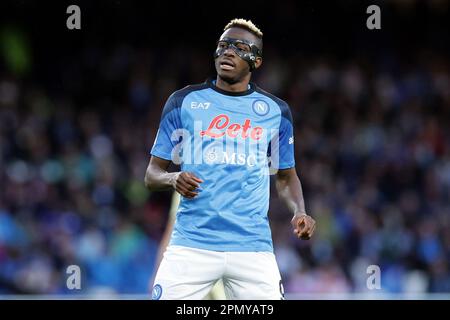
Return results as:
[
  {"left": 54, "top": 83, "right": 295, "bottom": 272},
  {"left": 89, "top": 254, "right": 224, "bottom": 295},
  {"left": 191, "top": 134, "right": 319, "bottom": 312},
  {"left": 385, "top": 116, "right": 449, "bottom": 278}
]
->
[
  {"left": 171, "top": 172, "right": 203, "bottom": 199},
  {"left": 291, "top": 213, "right": 316, "bottom": 240}
]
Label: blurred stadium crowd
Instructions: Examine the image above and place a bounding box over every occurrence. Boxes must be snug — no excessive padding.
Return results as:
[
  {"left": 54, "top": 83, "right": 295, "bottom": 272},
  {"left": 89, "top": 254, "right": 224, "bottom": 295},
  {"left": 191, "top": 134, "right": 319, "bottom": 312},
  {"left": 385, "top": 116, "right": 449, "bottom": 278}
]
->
[{"left": 0, "top": 1, "right": 449, "bottom": 296}]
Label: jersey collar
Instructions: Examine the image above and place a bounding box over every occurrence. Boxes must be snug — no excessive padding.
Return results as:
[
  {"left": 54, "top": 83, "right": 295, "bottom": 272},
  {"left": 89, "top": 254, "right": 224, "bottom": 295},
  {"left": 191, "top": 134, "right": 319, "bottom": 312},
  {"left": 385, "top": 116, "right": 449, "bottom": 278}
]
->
[{"left": 206, "top": 78, "right": 255, "bottom": 97}]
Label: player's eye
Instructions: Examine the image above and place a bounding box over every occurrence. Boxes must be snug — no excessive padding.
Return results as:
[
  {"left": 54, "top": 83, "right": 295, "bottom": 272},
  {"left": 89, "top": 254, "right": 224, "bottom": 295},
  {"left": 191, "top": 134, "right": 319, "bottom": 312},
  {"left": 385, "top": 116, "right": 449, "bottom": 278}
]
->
[
  {"left": 236, "top": 43, "right": 251, "bottom": 52},
  {"left": 217, "top": 41, "right": 228, "bottom": 49}
]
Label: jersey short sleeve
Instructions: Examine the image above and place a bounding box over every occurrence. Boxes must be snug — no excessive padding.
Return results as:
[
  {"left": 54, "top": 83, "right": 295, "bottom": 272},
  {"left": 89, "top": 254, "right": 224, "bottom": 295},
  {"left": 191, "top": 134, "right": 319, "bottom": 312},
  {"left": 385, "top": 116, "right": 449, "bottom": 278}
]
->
[
  {"left": 267, "top": 101, "right": 295, "bottom": 170},
  {"left": 277, "top": 107, "right": 295, "bottom": 169},
  {"left": 150, "top": 93, "right": 183, "bottom": 160}
]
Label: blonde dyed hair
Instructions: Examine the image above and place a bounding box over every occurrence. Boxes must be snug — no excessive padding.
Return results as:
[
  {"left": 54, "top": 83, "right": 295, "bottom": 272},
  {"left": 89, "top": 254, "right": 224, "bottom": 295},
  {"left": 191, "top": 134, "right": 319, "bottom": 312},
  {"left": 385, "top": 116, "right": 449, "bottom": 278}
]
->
[{"left": 224, "top": 18, "right": 263, "bottom": 38}]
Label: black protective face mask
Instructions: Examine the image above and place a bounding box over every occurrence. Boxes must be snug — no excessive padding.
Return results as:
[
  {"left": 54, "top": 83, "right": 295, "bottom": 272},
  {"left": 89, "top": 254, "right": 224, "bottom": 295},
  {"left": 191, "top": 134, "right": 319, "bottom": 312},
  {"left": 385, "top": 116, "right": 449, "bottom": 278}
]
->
[{"left": 214, "top": 37, "right": 262, "bottom": 71}]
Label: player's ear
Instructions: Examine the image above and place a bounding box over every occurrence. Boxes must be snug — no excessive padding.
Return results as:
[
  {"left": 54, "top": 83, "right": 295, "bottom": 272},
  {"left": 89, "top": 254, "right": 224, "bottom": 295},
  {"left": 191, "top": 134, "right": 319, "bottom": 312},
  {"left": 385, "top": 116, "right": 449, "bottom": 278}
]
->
[{"left": 254, "top": 57, "right": 263, "bottom": 69}]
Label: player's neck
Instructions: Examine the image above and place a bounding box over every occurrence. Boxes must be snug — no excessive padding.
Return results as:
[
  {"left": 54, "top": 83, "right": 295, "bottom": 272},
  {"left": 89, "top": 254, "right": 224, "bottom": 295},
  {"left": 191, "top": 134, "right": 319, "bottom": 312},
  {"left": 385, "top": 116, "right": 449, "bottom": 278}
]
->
[{"left": 215, "top": 75, "right": 251, "bottom": 93}]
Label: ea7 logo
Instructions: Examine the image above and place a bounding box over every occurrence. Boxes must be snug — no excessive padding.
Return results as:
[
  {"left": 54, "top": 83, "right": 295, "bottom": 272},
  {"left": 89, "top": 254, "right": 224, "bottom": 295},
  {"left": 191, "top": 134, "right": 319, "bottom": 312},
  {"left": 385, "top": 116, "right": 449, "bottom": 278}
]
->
[{"left": 191, "top": 102, "right": 210, "bottom": 109}]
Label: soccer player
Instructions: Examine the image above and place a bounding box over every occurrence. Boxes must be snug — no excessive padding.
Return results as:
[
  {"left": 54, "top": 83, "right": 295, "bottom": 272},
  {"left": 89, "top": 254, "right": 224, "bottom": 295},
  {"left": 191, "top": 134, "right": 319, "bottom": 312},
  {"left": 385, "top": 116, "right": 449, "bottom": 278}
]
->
[{"left": 145, "top": 18, "right": 316, "bottom": 300}]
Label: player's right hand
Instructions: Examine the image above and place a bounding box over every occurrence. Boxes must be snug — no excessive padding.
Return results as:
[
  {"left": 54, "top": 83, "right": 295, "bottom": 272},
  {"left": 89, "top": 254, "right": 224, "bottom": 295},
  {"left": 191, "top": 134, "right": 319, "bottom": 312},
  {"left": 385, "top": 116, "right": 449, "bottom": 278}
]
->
[{"left": 172, "top": 172, "right": 203, "bottom": 199}]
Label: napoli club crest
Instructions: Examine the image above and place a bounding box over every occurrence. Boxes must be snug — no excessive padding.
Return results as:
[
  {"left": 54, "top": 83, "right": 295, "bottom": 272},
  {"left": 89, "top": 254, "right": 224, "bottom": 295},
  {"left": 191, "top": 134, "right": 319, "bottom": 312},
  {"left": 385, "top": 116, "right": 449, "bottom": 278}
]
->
[{"left": 252, "top": 100, "right": 270, "bottom": 116}]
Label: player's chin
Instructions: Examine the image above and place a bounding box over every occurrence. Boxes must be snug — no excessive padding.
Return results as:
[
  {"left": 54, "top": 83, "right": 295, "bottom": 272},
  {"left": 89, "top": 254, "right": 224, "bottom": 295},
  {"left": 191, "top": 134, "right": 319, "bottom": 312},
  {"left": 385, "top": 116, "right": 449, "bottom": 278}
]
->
[{"left": 216, "top": 70, "right": 237, "bottom": 82}]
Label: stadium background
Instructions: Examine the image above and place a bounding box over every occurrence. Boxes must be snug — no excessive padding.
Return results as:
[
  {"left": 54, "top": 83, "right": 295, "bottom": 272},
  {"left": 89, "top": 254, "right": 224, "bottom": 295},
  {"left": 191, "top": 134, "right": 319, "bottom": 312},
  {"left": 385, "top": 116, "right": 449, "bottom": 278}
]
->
[{"left": 0, "top": 0, "right": 448, "bottom": 298}]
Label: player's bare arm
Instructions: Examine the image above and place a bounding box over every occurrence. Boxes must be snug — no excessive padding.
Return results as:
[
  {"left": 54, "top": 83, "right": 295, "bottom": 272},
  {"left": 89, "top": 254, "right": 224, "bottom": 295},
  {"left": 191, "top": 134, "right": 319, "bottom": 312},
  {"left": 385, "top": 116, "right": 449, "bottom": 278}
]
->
[
  {"left": 276, "top": 168, "right": 316, "bottom": 240},
  {"left": 144, "top": 156, "right": 203, "bottom": 199}
]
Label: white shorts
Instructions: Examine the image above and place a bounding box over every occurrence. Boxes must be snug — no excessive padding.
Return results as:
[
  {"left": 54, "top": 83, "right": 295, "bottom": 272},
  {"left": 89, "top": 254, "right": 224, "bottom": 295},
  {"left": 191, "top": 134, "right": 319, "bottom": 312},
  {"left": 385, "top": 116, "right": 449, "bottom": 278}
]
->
[{"left": 152, "top": 245, "right": 284, "bottom": 300}]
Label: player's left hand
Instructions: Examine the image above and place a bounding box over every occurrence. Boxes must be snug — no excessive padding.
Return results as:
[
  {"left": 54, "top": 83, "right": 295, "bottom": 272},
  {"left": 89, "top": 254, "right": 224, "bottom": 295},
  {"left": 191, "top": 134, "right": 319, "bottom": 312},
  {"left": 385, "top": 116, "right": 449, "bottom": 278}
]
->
[{"left": 291, "top": 213, "right": 316, "bottom": 240}]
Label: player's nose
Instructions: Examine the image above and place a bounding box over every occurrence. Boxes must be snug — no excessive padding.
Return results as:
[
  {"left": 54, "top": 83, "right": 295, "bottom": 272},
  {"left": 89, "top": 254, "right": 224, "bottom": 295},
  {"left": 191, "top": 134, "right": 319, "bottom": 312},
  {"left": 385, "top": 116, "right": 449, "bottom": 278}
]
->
[{"left": 223, "top": 47, "right": 235, "bottom": 57}]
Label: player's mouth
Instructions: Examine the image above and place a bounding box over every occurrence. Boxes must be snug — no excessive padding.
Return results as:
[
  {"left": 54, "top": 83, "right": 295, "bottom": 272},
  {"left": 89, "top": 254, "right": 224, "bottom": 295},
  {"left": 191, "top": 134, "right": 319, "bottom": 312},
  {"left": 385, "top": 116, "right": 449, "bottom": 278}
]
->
[{"left": 219, "top": 59, "right": 235, "bottom": 71}]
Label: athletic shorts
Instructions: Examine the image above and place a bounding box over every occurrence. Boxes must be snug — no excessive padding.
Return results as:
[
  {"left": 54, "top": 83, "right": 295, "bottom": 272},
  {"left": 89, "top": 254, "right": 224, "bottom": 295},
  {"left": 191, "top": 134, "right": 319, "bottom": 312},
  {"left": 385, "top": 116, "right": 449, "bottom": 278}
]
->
[{"left": 151, "top": 245, "right": 284, "bottom": 300}]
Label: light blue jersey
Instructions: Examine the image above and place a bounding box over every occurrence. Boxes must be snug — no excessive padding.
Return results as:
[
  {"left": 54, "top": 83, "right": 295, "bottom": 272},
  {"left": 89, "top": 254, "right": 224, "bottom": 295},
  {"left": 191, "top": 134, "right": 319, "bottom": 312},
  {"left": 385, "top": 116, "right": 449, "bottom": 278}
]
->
[{"left": 151, "top": 79, "right": 295, "bottom": 252}]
